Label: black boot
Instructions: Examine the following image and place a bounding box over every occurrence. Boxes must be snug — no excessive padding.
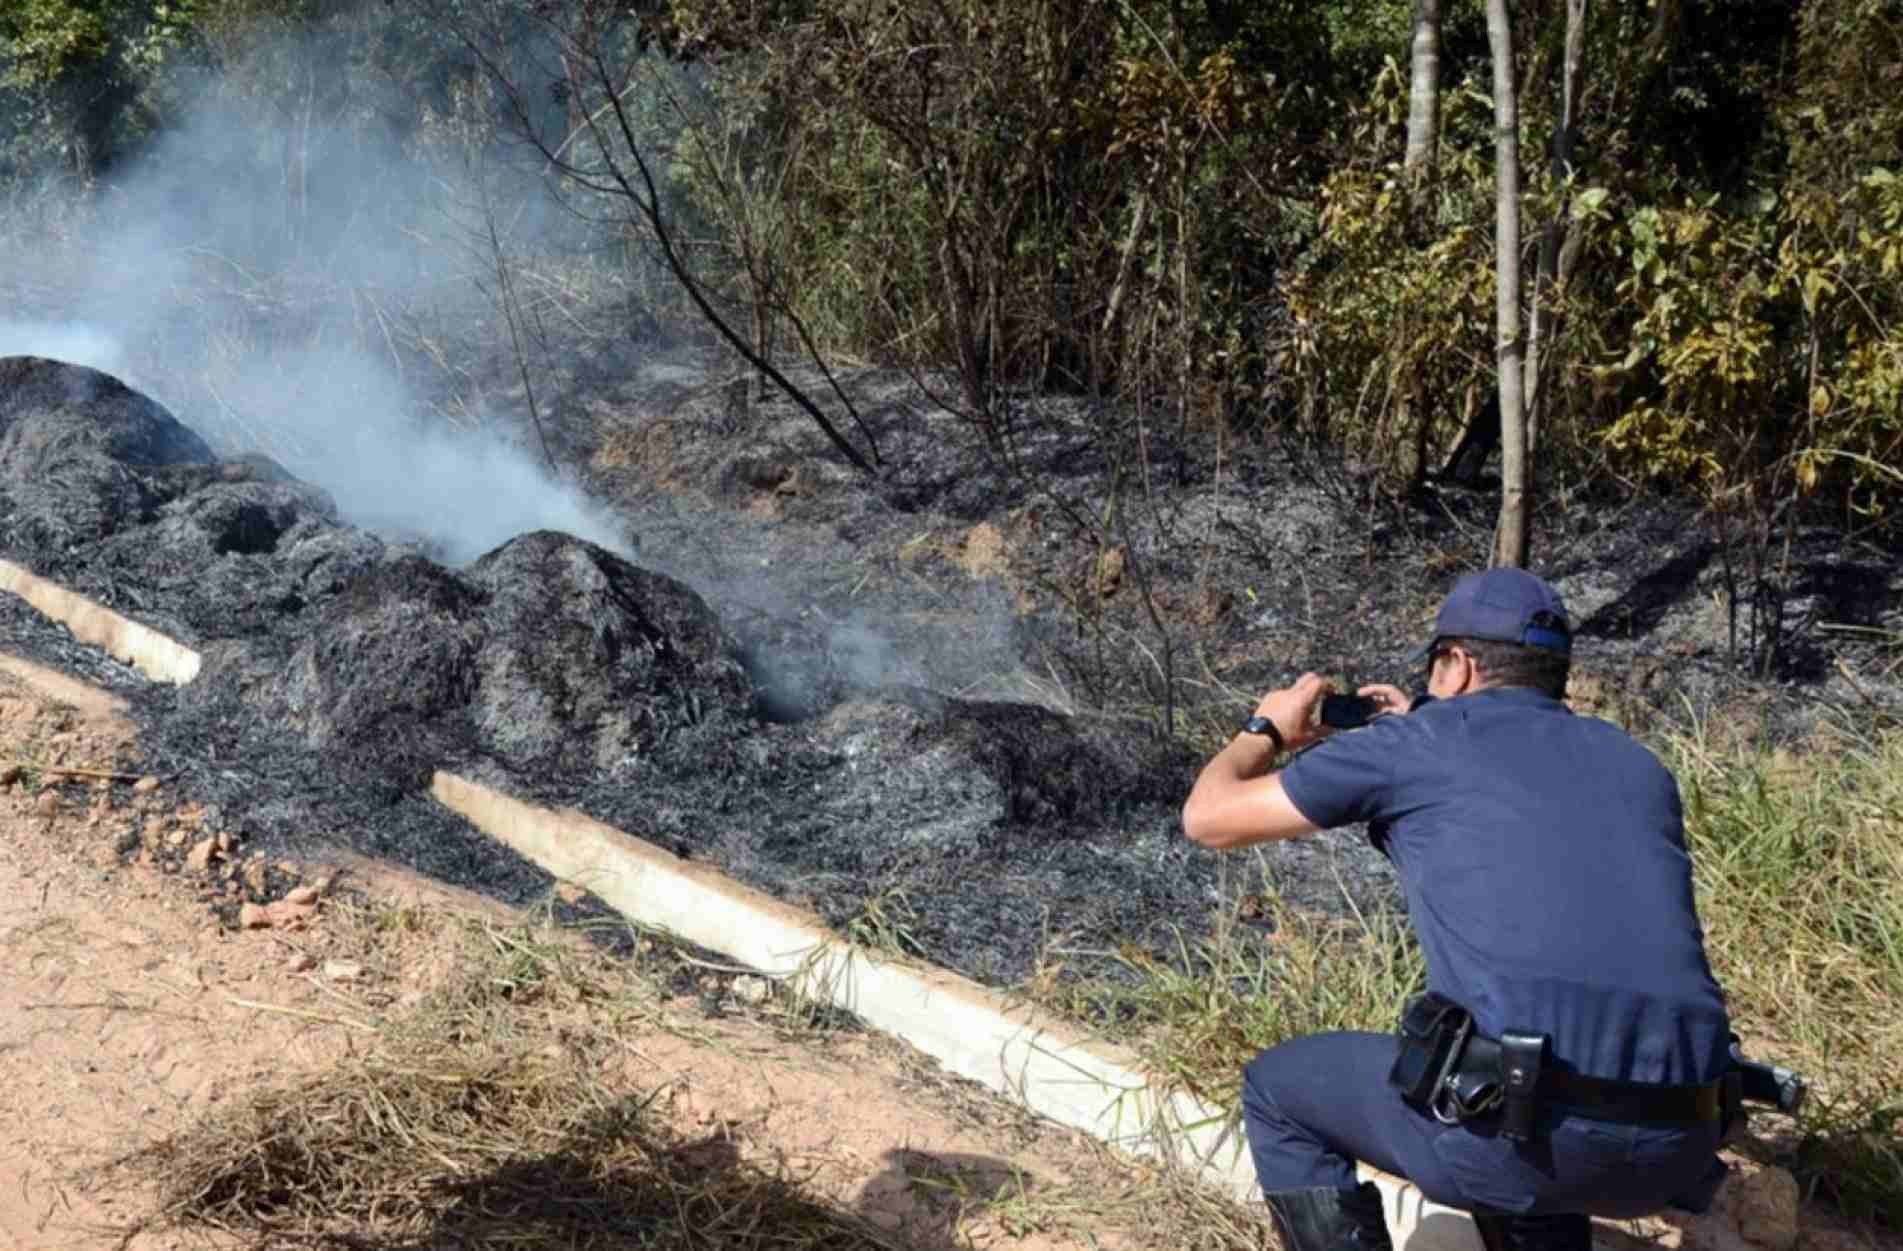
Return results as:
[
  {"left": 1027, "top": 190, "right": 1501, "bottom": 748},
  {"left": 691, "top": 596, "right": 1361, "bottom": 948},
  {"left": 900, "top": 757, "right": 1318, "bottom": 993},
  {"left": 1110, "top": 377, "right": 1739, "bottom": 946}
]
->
[
  {"left": 1264, "top": 1181, "right": 1394, "bottom": 1251},
  {"left": 1470, "top": 1207, "right": 1591, "bottom": 1251}
]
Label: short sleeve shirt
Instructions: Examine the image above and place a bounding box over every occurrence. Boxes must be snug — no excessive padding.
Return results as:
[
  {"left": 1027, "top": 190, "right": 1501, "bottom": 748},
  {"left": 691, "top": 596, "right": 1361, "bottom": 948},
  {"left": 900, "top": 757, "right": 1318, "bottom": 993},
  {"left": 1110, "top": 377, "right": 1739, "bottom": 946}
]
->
[{"left": 1280, "top": 687, "right": 1731, "bottom": 1085}]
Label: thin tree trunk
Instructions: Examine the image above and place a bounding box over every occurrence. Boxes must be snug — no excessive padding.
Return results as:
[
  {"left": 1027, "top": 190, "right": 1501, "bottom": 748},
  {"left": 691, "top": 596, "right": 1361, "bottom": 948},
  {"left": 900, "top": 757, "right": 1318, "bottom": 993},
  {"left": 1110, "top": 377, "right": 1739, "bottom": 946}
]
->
[
  {"left": 1523, "top": 0, "right": 1589, "bottom": 469},
  {"left": 1398, "top": 0, "right": 1442, "bottom": 478},
  {"left": 1404, "top": 0, "right": 1444, "bottom": 214},
  {"left": 1098, "top": 187, "right": 1154, "bottom": 389},
  {"left": 1177, "top": 161, "right": 1191, "bottom": 441},
  {"left": 1487, "top": 0, "right": 1530, "bottom": 568}
]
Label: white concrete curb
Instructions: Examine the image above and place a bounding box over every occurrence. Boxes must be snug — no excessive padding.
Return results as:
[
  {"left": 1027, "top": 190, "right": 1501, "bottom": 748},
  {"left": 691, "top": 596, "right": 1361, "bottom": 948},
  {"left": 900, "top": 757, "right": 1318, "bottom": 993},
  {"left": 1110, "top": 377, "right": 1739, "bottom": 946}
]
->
[
  {"left": 4, "top": 555, "right": 1508, "bottom": 1249},
  {"left": 0, "top": 559, "right": 202, "bottom": 684}
]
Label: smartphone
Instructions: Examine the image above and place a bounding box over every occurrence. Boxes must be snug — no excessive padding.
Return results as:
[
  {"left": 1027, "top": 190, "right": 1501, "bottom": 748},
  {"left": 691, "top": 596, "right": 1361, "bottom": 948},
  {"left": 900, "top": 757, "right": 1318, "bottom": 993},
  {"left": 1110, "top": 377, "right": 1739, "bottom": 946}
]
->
[{"left": 1320, "top": 693, "right": 1382, "bottom": 730}]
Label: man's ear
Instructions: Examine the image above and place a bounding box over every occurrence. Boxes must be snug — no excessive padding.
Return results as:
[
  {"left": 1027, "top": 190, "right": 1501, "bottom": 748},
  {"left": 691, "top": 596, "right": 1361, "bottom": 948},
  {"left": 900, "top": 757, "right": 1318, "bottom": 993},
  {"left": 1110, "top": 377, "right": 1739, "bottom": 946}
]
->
[{"left": 1450, "top": 646, "right": 1480, "bottom": 694}]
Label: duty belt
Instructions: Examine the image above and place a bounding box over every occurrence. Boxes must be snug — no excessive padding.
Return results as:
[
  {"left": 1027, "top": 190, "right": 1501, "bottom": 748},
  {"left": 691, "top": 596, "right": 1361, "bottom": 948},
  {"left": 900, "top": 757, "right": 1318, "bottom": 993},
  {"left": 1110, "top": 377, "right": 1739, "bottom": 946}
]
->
[
  {"left": 1454, "top": 1035, "right": 1724, "bottom": 1126},
  {"left": 1389, "top": 992, "right": 1725, "bottom": 1140}
]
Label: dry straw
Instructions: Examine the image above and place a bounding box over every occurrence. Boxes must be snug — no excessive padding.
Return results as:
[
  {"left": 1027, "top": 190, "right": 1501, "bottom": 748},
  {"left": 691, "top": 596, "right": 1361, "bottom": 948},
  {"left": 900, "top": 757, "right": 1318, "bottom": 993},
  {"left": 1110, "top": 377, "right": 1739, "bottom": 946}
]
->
[
  {"left": 101, "top": 906, "right": 911, "bottom": 1250},
  {"left": 98, "top": 895, "right": 1280, "bottom": 1250}
]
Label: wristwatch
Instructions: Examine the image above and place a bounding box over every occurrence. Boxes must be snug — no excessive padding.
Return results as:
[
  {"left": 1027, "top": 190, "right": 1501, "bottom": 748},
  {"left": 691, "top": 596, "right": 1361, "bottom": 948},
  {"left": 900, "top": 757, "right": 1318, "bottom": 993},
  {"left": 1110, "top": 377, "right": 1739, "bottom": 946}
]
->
[{"left": 1240, "top": 715, "right": 1286, "bottom": 754}]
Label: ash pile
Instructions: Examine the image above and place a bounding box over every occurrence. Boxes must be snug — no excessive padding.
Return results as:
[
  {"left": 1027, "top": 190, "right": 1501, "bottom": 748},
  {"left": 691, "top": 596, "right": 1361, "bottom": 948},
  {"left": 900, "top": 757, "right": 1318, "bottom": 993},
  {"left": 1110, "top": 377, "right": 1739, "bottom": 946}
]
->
[{"left": 0, "top": 356, "right": 1326, "bottom": 986}]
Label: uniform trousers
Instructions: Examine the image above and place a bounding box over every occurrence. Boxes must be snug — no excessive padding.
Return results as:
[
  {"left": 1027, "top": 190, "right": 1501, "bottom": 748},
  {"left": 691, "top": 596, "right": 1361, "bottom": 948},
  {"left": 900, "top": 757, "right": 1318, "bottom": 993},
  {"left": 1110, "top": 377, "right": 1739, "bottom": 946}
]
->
[{"left": 1241, "top": 1031, "right": 1724, "bottom": 1219}]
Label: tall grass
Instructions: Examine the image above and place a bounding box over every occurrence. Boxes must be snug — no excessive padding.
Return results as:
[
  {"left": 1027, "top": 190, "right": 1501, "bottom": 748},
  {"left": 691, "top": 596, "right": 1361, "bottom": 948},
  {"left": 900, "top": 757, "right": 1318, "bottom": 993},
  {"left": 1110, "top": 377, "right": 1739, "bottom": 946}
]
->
[
  {"left": 1029, "top": 856, "right": 1423, "bottom": 1110},
  {"left": 1672, "top": 720, "right": 1903, "bottom": 1226}
]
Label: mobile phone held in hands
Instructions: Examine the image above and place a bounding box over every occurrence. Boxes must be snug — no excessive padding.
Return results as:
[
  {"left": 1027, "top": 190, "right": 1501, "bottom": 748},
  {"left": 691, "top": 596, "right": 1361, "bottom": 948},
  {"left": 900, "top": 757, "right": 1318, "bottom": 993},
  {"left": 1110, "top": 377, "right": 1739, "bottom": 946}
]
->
[{"left": 1320, "top": 693, "right": 1382, "bottom": 730}]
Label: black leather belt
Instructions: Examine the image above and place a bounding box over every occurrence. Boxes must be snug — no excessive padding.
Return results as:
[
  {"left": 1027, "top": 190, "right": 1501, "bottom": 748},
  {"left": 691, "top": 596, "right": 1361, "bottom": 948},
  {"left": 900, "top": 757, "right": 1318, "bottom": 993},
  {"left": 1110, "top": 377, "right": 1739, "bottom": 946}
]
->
[
  {"left": 1540, "top": 1067, "right": 1723, "bottom": 1123},
  {"left": 1459, "top": 1036, "right": 1723, "bottom": 1125}
]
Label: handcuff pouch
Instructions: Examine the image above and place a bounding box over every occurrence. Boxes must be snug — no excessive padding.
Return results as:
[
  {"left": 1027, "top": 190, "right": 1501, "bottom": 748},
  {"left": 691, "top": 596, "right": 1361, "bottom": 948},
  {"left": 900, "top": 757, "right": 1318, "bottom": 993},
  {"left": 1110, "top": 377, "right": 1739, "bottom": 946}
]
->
[{"left": 1389, "top": 991, "right": 1473, "bottom": 1111}]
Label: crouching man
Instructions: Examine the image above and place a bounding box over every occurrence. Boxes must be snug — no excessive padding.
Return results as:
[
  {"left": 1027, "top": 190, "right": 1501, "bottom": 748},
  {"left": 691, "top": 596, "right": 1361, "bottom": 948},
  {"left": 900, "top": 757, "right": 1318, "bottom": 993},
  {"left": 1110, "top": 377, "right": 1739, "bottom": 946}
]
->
[{"left": 1182, "top": 569, "right": 1731, "bottom": 1251}]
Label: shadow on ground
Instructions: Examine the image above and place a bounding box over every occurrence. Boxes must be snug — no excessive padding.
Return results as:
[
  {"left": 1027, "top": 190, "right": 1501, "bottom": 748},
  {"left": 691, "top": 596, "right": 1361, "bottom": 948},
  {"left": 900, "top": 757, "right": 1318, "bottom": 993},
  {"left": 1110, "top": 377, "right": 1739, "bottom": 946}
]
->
[{"left": 307, "top": 1096, "right": 1044, "bottom": 1251}]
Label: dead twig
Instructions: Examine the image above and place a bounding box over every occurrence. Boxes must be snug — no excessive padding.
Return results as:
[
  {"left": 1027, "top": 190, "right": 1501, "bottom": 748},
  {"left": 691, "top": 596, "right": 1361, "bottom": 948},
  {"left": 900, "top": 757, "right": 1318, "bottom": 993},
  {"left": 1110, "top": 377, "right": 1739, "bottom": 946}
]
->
[
  {"left": 223, "top": 995, "right": 380, "bottom": 1033},
  {"left": 6, "top": 760, "right": 146, "bottom": 783},
  {"left": 1835, "top": 657, "right": 1899, "bottom": 725}
]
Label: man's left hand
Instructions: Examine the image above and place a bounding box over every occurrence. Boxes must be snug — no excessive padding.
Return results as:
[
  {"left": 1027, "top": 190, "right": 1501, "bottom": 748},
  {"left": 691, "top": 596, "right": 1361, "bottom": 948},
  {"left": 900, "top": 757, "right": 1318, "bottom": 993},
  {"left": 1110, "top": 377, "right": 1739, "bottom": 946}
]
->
[{"left": 1359, "top": 683, "right": 1411, "bottom": 717}]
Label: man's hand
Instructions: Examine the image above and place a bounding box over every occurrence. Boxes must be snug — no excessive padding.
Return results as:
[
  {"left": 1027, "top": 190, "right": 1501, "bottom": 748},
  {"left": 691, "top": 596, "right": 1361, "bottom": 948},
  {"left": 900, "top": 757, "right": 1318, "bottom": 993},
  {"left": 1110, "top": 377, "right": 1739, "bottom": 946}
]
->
[
  {"left": 1250, "top": 672, "right": 1333, "bottom": 752},
  {"left": 1358, "top": 683, "right": 1411, "bottom": 717},
  {"left": 1183, "top": 671, "right": 1331, "bottom": 850}
]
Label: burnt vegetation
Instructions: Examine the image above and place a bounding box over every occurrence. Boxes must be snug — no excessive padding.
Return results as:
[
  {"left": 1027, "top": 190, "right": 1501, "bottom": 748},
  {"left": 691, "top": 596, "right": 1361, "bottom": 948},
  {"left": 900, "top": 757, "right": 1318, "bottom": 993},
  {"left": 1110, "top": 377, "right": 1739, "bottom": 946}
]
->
[{"left": 1, "top": 1, "right": 1900, "bottom": 1000}]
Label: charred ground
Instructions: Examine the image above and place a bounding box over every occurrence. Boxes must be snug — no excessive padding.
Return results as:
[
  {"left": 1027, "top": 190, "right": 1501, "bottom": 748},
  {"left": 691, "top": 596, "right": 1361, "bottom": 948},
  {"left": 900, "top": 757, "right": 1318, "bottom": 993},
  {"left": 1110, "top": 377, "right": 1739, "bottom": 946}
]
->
[{"left": 3, "top": 353, "right": 1900, "bottom": 994}]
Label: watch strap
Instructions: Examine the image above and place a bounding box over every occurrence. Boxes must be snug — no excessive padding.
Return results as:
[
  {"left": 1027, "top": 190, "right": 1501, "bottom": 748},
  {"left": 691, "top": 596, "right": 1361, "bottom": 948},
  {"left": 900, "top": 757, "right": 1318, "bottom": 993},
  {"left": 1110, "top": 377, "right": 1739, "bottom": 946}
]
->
[{"left": 1241, "top": 715, "right": 1286, "bottom": 754}]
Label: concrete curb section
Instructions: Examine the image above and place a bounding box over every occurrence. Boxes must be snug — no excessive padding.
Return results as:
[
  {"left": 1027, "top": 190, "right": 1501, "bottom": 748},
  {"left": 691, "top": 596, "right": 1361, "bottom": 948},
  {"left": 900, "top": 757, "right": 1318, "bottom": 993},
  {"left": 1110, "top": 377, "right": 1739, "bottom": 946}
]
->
[
  {"left": 2, "top": 556, "right": 1499, "bottom": 1251},
  {"left": 0, "top": 560, "right": 202, "bottom": 685}
]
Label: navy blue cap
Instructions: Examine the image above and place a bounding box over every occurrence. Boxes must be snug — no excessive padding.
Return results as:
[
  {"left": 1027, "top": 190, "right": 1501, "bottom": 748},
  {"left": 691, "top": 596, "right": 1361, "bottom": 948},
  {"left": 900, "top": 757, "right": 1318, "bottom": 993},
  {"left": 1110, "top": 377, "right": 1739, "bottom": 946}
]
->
[{"left": 1408, "top": 568, "right": 1572, "bottom": 663}]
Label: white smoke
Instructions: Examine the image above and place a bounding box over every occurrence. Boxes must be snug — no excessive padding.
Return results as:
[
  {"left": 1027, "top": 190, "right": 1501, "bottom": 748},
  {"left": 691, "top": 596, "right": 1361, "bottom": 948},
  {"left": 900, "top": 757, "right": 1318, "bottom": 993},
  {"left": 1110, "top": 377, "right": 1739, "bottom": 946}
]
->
[
  {"left": 0, "top": 18, "right": 1040, "bottom": 709},
  {"left": 0, "top": 29, "right": 633, "bottom": 566},
  {"left": 0, "top": 320, "right": 124, "bottom": 375}
]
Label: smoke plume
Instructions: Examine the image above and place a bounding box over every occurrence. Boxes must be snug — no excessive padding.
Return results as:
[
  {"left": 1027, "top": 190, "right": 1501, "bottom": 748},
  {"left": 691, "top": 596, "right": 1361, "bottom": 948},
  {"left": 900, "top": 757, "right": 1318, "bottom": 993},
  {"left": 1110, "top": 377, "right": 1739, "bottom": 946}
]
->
[{"left": 0, "top": 19, "right": 1034, "bottom": 707}]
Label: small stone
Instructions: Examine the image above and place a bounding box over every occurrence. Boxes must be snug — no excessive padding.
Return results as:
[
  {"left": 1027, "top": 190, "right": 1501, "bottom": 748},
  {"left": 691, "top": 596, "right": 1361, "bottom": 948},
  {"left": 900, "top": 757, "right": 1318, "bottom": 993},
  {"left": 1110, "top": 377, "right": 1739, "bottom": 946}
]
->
[
  {"left": 166, "top": 828, "right": 188, "bottom": 848},
  {"left": 275, "top": 859, "right": 299, "bottom": 877},
  {"left": 1734, "top": 1166, "right": 1800, "bottom": 1251},
  {"left": 91, "top": 844, "right": 122, "bottom": 871},
  {"left": 33, "top": 790, "right": 59, "bottom": 819},
  {"left": 239, "top": 902, "right": 272, "bottom": 929},
  {"left": 185, "top": 838, "right": 218, "bottom": 873},
  {"left": 283, "top": 885, "right": 320, "bottom": 906},
  {"left": 310, "top": 873, "right": 337, "bottom": 897},
  {"left": 265, "top": 900, "right": 317, "bottom": 930},
  {"left": 322, "top": 959, "right": 362, "bottom": 981},
  {"left": 112, "top": 828, "right": 140, "bottom": 854},
  {"left": 286, "top": 952, "right": 317, "bottom": 974},
  {"left": 730, "top": 975, "right": 771, "bottom": 1005},
  {"left": 555, "top": 881, "right": 588, "bottom": 905},
  {"left": 132, "top": 775, "right": 161, "bottom": 794},
  {"left": 243, "top": 860, "right": 269, "bottom": 897}
]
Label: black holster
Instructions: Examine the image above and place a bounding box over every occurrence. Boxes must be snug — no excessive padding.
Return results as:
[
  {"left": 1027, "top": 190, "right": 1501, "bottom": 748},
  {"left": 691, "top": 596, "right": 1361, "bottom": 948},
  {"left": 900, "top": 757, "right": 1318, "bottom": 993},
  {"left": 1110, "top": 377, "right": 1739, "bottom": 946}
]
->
[{"left": 1389, "top": 993, "right": 1551, "bottom": 1138}]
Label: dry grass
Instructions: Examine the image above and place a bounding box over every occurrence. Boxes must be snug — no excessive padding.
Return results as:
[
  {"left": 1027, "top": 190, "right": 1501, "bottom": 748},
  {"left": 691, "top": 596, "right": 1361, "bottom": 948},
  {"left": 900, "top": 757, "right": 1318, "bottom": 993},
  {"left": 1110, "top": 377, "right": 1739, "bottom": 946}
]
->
[
  {"left": 1670, "top": 718, "right": 1903, "bottom": 1227},
  {"left": 99, "top": 895, "right": 1283, "bottom": 1251},
  {"left": 101, "top": 904, "right": 909, "bottom": 1250}
]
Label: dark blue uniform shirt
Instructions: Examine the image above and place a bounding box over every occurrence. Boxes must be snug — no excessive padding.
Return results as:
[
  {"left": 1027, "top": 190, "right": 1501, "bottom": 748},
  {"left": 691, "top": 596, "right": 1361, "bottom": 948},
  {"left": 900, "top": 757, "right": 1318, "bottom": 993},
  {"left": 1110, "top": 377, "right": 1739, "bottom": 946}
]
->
[{"left": 1281, "top": 686, "right": 1731, "bottom": 1086}]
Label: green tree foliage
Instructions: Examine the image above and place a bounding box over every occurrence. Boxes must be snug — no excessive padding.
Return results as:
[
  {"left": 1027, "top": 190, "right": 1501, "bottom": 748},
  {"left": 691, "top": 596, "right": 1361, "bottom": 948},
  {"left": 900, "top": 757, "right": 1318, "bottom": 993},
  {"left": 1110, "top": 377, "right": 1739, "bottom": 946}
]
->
[
  {"left": 3, "top": 0, "right": 1898, "bottom": 571},
  {"left": 1600, "top": 0, "right": 1903, "bottom": 519},
  {"left": 0, "top": 0, "right": 188, "bottom": 177},
  {"left": 656, "top": 0, "right": 1374, "bottom": 426}
]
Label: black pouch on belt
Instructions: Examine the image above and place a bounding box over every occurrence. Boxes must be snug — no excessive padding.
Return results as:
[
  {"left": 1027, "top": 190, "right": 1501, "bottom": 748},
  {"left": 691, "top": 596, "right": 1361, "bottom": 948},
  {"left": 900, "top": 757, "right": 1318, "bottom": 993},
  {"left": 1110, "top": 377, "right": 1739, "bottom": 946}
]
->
[
  {"left": 1498, "top": 1031, "right": 1548, "bottom": 1143},
  {"left": 1388, "top": 991, "right": 1473, "bottom": 1110}
]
